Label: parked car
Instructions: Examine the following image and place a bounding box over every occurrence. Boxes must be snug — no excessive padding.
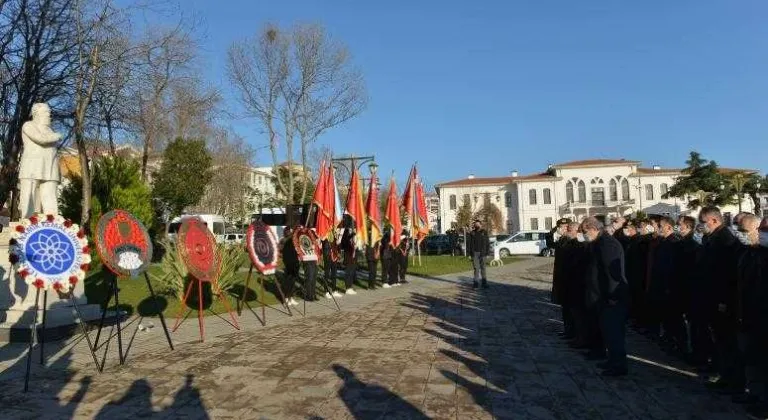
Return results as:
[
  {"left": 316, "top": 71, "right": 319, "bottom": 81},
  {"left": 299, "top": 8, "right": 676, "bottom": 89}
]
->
[
  {"left": 493, "top": 231, "right": 549, "bottom": 258},
  {"left": 224, "top": 233, "right": 244, "bottom": 246},
  {"left": 422, "top": 234, "right": 455, "bottom": 255}
]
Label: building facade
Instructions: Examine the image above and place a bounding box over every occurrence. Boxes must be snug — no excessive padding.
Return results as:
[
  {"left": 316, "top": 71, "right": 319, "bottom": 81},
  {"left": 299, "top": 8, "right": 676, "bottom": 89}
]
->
[{"left": 436, "top": 159, "right": 755, "bottom": 234}]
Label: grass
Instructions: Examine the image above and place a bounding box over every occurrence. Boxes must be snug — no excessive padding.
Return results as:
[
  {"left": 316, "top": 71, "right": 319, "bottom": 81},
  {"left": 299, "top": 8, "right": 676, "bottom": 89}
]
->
[{"left": 83, "top": 254, "right": 512, "bottom": 319}]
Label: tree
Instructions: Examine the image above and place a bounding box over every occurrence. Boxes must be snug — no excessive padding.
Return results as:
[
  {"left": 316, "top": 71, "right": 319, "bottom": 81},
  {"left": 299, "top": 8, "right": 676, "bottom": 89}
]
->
[
  {"left": 455, "top": 197, "right": 473, "bottom": 233},
  {"left": 152, "top": 138, "right": 212, "bottom": 218},
  {"left": 191, "top": 129, "right": 255, "bottom": 223},
  {"left": 59, "top": 155, "right": 153, "bottom": 233},
  {"left": 227, "top": 23, "right": 367, "bottom": 204},
  {"left": 473, "top": 201, "right": 503, "bottom": 234},
  {"left": 273, "top": 165, "right": 315, "bottom": 206},
  {"left": 665, "top": 151, "right": 732, "bottom": 209}
]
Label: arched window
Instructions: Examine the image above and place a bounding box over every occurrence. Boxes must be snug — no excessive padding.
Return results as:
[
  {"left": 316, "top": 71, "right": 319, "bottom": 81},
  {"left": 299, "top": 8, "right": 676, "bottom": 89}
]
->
[
  {"left": 529, "top": 189, "right": 537, "bottom": 205},
  {"left": 449, "top": 195, "right": 457, "bottom": 210},
  {"left": 543, "top": 188, "right": 552, "bottom": 205},
  {"left": 621, "top": 178, "right": 630, "bottom": 200},
  {"left": 645, "top": 184, "right": 654, "bottom": 200},
  {"left": 578, "top": 181, "right": 586, "bottom": 203},
  {"left": 566, "top": 182, "right": 574, "bottom": 203},
  {"left": 660, "top": 183, "right": 669, "bottom": 197},
  {"left": 609, "top": 179, "right": 618, "bottom": 202}
]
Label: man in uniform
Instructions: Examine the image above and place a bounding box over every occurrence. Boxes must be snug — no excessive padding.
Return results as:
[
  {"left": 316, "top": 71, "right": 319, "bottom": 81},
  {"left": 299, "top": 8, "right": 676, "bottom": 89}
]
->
[
  {"left": 280, "top": 227, "right": 300, "bottom": 306},
  {"left": 675, "top": 216, "right": 700, "bottom": 361},
  {"left": 647, "top": 216, "right": 681, "bottom": 351},
  {"left": 550, "top": 218, "right": 571, "bottom": 337},
  {"left": 322, "top": 239, "right": 341, "bottom": 298}
]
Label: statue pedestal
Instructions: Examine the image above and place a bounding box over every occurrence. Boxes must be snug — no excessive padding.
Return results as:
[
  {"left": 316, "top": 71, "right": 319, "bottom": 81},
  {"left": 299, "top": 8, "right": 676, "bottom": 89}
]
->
[{"left": 0, "top": 222, "right": 102, "bottom": 342}]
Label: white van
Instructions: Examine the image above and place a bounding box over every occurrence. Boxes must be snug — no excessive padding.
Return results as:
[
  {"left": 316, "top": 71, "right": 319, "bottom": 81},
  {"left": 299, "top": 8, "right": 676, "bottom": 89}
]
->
[
  {"left": 493, "top": 230, "right": 549, "bottom": 258},
  {"left": 167, "top": 214, "right": 226, "bottom": 244}
]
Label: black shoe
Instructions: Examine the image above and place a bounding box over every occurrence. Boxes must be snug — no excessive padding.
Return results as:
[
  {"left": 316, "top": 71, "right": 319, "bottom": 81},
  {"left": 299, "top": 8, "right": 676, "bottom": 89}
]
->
[
  {"left": 747, "top": 403, "right": 768, "bottom": 420},
  {"left": 600, "top": 368, "right": 628, "bottom": 377},
  {"left": 481, "top": 280, "right": 488, "bottom": 289},
  {"left": 472, "top": 281, "right": 478, "bottom": 289}
]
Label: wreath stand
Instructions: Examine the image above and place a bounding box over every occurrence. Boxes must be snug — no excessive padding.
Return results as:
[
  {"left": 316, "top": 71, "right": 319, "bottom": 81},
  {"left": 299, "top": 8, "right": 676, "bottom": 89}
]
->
[
  {"left": 24, "top": 288, "right": 101, "bottom": 392},
  {"left": 236, "top": 264, "right": 293, "bottom": 326},
  {"left": 91, "top": 272, "right": 174, "bottom": 371},
  {"left": 171, "top": 274, "right": 240, "bottom": 342}
]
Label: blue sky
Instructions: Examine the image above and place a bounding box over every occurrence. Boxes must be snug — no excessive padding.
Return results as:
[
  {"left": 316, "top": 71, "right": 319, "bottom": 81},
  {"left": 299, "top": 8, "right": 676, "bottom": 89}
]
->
[{"left": 164, "top": 0, "right": 768, "bottom": 187}]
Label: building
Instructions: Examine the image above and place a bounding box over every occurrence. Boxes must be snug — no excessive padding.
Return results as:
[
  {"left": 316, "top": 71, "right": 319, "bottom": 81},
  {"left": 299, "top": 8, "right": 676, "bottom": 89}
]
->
[
  {"left": 425, "top": 193, "right": 440, "bottom": 232},
  {"left": 435, "top": 159, "right": 756, "bottom": 234}
]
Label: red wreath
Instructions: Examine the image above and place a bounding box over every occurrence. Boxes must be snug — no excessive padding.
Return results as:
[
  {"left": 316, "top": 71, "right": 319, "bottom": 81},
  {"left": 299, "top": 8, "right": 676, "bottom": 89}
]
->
[{"left": 178, "top": 218, "right": 218, "bottom": 282}]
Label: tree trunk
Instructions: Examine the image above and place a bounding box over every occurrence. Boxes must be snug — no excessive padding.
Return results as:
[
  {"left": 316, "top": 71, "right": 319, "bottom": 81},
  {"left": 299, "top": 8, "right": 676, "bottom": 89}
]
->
[
  {"left": 105, "top": 115, "right": 116, "bottom": 156},
  {"left": 75, "top": 130, "right": 92, "bottom": 232},
  {"left": 300, "top": 133, "right": 309, "bottom": 203}
]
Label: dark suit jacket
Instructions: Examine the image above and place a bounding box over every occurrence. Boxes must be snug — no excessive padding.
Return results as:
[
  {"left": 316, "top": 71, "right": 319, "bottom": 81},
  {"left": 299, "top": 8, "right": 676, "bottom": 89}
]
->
[
  {"left": 585, "top": 232, "right": 629, "bottom": 307},
  {"left": 700, "top": 225, "right": 739, "bottom": 312}
]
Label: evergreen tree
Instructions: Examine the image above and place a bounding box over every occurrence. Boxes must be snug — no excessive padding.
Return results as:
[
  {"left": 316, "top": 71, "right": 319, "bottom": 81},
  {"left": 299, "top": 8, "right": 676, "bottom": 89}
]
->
[{"left": 152, "top": 138, "right": 213, "bottom": 217}]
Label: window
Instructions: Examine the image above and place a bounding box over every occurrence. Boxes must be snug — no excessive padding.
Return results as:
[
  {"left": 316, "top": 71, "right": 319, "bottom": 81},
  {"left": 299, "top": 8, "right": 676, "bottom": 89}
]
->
[
  {"left": 621, "top": 178, "right": 630, "bottom": 201},
  {"left": 529, "top": 189, "right": 537, "bottom": 205},
  {"left": 566, "top": 182, "right": 574, "bottom": 203},
  {"left": 645, "top": 184, "right": 654, "bottom": 200},
  {"left": 504, "top": 192, "right": 512, "bottom": 208},
  {"left": 543, "top": 188, "right": 551, "bottom": 204},
  {"left": 660, "top": 183, "right": 669, "bottom": 197},
  {"left": 463, "top": 194, "right": 470, "bottom": 205},
  {"left": 449, "top": 195, "right": 457, "bottom": 210},
  {"left": 530, "top": 218, "right": 539, "bottom": 230},
  {"left": 591, "top": 188, "right": 605, "bottom": 206},
  {"left": 483, "top": 193, "right": 491, "bottom": 206},
  {"left": 609, "top": 179, "right": 618, "bottom": 201},
  {"left": 578, "top": 181, "right": 586, "bottom": 203},
  {"left": 545, "top": 217, "right": 553, "bottom": 230}
]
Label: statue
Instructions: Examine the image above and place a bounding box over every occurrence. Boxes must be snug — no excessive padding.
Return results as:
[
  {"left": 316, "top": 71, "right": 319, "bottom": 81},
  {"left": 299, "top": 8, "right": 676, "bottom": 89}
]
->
[{"left": 17, "top": 103, "right": 61, "bottom": 218}]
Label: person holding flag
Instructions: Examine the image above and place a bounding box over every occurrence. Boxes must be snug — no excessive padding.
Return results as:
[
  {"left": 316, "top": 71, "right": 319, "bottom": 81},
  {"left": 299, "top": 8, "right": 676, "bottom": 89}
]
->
[
  {"left": 365, "top": 170, "right": 383, "bottom": 289},
  {"left": 383, "top": 175, "right": 402, "bottom": 288},
  {"left": 343, "top": 165, "right": 368, "bottom": 295}
]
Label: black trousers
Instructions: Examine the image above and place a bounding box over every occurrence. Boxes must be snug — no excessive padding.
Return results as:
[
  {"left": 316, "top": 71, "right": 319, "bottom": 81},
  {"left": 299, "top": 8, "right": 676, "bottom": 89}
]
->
[
  {"left": 387, "top": 258, "right": 399, "bottom": 284},
  {"left": 344, "top": 261, "right": 357, "bottom": 289},
  {"left": 303, "top": 262, "right": 318, "bottom": 301},
  {"left": 397, "top": 253, "right": 408, "bottom": 281},
  {"left": 713, "top": 311, "right": 745, "bottom": 388},
  {"left": 283, "top": 268, "right": 300, "bottom": 299},
  {"left": 600, "top": 302, "right": 628, "bottom": 371},
  {"left": 323, "top": 259, "right": 338, "bottom": 292},
  {"left": 382, "top": 258, "right": 393, "bottom": 284},
  {"left": 367, "top": 259, "right": 377, "bottom": 288},
  {"left": 562, "top": 303, "right": 575, "bottom": 338},
  {"left": 585, "top": 305, "right": 605, "bottom": 355}
]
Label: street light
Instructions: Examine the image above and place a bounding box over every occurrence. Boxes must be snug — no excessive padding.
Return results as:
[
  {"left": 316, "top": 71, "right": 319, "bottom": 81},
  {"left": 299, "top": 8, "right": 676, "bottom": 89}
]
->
[{"left": 368, "top": 161, "right": 378, "bottom": 176}]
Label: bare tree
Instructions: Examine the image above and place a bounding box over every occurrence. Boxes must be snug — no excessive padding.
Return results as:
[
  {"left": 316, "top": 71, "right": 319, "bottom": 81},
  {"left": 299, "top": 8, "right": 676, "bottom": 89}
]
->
[
  {"left": 227, "top": 23, "right": 366, "bottom": 206},
  {"left": 191, "top": 129, "right": 255, "bottom": 223}
]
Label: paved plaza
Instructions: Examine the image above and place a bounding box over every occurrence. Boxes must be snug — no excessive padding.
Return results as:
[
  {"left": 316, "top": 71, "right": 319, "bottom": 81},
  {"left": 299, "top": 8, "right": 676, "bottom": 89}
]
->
[{"left": 0, "top": 258, "right": 750, "bottom": 419}]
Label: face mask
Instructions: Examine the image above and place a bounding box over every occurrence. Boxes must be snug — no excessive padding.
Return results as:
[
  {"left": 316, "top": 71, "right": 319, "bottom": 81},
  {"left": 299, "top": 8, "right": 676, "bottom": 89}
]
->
[
  {"left": 577, "top": 233, "right": 585, "bottom": 242},
  {"left": 673, "top": 226, "right": 680, "bottom": 234},
  {"left": 759, "top": 232, "right": 768, "bottom": 248},
  {"left": 693, "top": 232, "right": 703, "bottom": 244},
  {"left": 735, "top": 231, "right": 752, "bottom": 246},
  {"left": 644, "top": 225, "right": 655, "bottom": 234},
  {"left": 622, "top": 229, "right": 630, "bottom": 236}
]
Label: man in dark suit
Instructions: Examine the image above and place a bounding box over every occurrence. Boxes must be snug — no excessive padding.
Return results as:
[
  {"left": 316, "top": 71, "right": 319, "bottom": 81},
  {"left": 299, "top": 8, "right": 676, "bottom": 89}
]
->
[
  {"left": 648, "top": 216, "right": 681, "bottom": 351},
  {"left": 550, "top": 218, "right": 571, "bottom": 337},
  {"left": 582, "top": 216, "right": 630, "bottom": 376},
  {"left": 698, "top": 206, "right": 743, "bottom": 394},
  {"left": 467, "top": 220, "right": 490, "bottom": 289}
]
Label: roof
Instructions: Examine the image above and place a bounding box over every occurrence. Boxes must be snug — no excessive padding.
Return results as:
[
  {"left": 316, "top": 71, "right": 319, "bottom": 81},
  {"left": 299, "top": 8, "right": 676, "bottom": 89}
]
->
[
  {"left": 634, "top": 167, "right": 683, "bottom": 175},
  {"left": 552, "top": 159, "right": 639, "bottom": 169},
  {"left": 435, "top": 172, "right": 558, "bottom": 188}
]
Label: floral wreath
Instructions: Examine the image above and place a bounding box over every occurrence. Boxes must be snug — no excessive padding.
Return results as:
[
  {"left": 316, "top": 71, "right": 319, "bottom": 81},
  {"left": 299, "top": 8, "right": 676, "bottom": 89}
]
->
[{"left": 8, "top": 214, "right": 91, "bottom": 292}]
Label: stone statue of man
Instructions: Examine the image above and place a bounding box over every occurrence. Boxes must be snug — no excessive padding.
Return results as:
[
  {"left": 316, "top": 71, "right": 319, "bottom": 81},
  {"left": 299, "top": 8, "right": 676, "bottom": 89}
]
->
[{"left": 18, "top": 103, "right": 62, "bottom": 218}]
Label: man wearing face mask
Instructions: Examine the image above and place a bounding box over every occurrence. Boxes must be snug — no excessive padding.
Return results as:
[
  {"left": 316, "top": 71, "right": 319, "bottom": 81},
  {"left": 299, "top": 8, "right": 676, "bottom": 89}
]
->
[
  {"left": 629, "top": 219, "right": 653, "bottom": 333},
  {"left": 733, "top": 214, "right": 766, "bottom": 411},
  {"left": 698, "top": 206, "right": 743, "bottom": 394},
  {"left": 675, "top": 216, "right": 701, "bottom": 363},
  {"left": 581, "top": 217, "right": 630, "bottom": 376},
  {"left": 467, "top": 219, "right": 490, "bottom": 289},
  {"left": 648, "top": 217, "right": 682, "bottom": 351},
  {"left": 564, "top": 221, "right": 591, "bottom": 349}
]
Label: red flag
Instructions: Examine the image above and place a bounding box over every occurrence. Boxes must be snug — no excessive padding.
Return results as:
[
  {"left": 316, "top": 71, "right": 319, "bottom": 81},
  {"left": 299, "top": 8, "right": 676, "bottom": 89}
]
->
[
  {"left": 345, "top": 166, "right": 368, "bottom": 247},
  {"left": 415, "top": 180, "right": 429, "bottom": 241},
  {"left": 385, "top": 176, "right": 402, "bottom": 248},
  {"left": 366, "top": 173, "right": 382, "bottom": 246},
  {"left": 312, "top": 161, "right": 332, "bottom": 239},
  {"left": 401, "top": 165, "right": 415, "bottom": 220}
]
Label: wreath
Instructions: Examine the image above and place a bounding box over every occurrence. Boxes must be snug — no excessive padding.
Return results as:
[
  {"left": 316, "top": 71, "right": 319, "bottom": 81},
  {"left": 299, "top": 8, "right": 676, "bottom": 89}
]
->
[{"left": 8, "top": 214, "right": 91, "bottom": 292}]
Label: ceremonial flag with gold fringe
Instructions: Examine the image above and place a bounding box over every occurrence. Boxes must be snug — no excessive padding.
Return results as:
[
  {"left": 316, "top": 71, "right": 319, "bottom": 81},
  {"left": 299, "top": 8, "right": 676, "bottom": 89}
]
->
[
  {"left": 385, "top": 176, "right": 402, "bottom": 248},
  {"left": 365, "top": 172, "right": 382, "bottom": 247},
  {"left": 344, "top": 166, "right": 368, "bottom": 248}
]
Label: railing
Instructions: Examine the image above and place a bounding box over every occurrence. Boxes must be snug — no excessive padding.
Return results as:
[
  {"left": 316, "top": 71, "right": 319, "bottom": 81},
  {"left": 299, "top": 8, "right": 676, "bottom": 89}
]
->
[{"left": 559, "top": 199, "right": 636, "bottom": 213}]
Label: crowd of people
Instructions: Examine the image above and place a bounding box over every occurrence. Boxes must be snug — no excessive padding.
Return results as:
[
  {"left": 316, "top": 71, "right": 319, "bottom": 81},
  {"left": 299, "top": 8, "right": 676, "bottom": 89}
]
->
[
  {"left": 277, "top": 226, "right": 413, "bottom": 306},
  {"left": 552, "top": 207, "right": 768, "bottom": 418}
]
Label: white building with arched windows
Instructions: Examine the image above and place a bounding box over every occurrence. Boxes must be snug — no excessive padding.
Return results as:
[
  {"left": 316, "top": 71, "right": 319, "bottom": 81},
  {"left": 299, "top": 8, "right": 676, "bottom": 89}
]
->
[{"left": 435, "top": 159, "right": 754, "bottom": 234}]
